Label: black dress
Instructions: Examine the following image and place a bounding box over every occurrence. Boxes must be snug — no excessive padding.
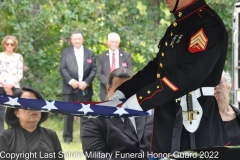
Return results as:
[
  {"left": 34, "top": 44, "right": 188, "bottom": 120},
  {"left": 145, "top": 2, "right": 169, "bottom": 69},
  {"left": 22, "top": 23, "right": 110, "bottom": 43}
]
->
[
  {"left": 0, "top": 124, "right": 64, "bottom": 160},
  {"left": 224, "top": 118, "right": 240, "bottom": 146}
]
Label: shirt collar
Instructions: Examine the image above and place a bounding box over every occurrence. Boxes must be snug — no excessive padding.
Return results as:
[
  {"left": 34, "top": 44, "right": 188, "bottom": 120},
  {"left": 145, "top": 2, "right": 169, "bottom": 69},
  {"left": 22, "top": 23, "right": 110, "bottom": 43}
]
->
[
  {"left": 173, "top": 0, "right": 207, "bottom": 21},
  {"left": 109, "top": 49, "right": 119, "bottom": 54},
  {"left": 74, "top": 45, "right": 83, "bottom": 52}
]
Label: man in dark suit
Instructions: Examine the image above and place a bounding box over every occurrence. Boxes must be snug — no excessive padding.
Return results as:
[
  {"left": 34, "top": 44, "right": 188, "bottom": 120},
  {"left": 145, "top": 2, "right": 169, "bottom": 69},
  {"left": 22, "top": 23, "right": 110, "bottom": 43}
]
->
[
  {"left": 60, "top": 30, "right": 96, "bottom": 143},
  {"left": 97, "top": 32, "right": 132, "bottom": 101},
  {"left": 81, "top": 68, "right": 153, "bottom": 160}
]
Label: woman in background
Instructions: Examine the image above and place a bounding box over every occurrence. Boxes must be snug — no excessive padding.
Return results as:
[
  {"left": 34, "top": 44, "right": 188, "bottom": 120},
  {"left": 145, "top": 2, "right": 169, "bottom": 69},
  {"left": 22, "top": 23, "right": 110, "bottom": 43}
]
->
[
  {"left": 0, "top": 35, "right": 23, "bottom": 132},
  {"left": 215, "top": 71, "right": 240, "bottom": 145},
  {"left": 0, "top": 87, "right": 64, "bottom": 160}
]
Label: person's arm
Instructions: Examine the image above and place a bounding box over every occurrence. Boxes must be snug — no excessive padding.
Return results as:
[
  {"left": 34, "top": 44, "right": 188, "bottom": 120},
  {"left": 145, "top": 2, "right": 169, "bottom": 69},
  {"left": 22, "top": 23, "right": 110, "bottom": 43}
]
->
[
  {"left": 15, "top": 54, "right": 23, "bottom": 84},
  {"left": 118, "top": 17, "right": 227, "bottom": 111},
  {"left": 96, "top": 54, "right": 108, "bottom": 86},
  {"left": 80, "top": 117, "right": 113, "bottom": 160},
  {"left": 0, "top": 131, "right": 10, "bottom": 152},
  {"left": 51, "top": 131, "right": 65, "bottom": 160},
  {"left": 125, "top": 52, "right": 132, "bottom": 71},
  {"left": 59, "top": 49, "right": 75, "bottom": 84}
]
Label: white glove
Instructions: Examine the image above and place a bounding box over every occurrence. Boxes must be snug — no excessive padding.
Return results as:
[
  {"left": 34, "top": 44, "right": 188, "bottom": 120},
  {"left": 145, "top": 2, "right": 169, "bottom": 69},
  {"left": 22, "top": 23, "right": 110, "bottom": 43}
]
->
[
  {"left": 121, "top": 94, "right": 143, "bottom": 111},
  {"left": 109, "top": 90, "right": 126, "bottom": 100}
]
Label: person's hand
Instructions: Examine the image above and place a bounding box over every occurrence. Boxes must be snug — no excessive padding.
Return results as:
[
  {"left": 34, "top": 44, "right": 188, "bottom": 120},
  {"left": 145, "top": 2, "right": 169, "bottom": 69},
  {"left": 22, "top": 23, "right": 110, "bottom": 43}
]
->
[
  {"left": 70, "top": 80, "right": 79, "bottom": 89},
  {"left": 2, "top": 82, "right": 13, "bottom": 90},
  {"left": 109, "top": 90, "right": 126, "bottom": 100},
  {"left": 79, "top": 81, "right": 88, "bottom": 90},
  {"left": 121, "top": 94, "right": 143, "bottom": 111},
  {"left": 2, "top": 82, "right": 13, "bottom": 95},
  {"left": 5, "top": 89, "right": 13, "bottom": 96}
]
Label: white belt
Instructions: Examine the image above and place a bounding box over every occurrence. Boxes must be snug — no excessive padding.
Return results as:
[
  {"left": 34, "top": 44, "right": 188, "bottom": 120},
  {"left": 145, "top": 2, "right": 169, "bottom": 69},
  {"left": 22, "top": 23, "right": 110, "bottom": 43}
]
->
[
  {"left": 180, "top": 87, "right": 214, "bottom": 133},
  {"left": 194, "top": 87, "right": 214, "bottom": 99}
]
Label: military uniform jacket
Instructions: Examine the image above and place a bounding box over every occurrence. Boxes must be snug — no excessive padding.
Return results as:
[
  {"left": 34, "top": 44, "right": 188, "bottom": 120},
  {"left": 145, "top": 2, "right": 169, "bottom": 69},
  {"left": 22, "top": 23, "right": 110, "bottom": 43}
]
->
[{"left": 117, "top": 0, "right": 229, "bottom": 153}]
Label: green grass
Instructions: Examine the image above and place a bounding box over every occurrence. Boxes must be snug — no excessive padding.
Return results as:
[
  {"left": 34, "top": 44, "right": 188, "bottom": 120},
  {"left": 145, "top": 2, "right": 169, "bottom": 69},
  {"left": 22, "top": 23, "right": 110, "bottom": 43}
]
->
[{"left": 41, "top": 113, "right": 86, "bottom": 160}]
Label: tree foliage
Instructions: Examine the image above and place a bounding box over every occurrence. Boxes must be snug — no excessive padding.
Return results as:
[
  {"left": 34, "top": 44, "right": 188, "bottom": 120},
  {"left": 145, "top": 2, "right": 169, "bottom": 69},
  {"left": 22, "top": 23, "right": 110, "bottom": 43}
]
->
[{"left": 0, "top": 0, "right": 234, "bottom": 101}]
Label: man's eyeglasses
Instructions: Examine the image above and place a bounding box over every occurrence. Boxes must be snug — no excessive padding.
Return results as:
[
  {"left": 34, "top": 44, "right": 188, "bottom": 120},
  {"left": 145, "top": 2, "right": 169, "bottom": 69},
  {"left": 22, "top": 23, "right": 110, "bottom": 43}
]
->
[{"left": 5, "top": 43, "right": 15, "bottom": 47}]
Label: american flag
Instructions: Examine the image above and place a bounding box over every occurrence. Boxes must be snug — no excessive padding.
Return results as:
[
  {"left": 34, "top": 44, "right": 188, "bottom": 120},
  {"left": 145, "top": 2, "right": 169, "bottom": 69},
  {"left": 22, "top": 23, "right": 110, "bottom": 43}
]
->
[{"left": 0, "top": 94, "right": 149, "bottom": 118}]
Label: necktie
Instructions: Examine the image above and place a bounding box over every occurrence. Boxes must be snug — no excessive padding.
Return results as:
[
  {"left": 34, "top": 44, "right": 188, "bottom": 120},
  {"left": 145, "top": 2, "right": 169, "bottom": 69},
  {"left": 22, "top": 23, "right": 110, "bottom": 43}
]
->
[
  {"left": 111, "top": 52, "right": 115, "bottom": 72},
  {"left": 124, "top": 117, "right": 137, "bottom": 138}
]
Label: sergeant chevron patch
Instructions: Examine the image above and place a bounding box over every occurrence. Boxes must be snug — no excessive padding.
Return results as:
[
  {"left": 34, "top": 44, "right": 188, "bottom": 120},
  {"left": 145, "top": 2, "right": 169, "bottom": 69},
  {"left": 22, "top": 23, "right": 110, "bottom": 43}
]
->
[{"left": 188, "top": 28, "right": 208, "bottom": 53}]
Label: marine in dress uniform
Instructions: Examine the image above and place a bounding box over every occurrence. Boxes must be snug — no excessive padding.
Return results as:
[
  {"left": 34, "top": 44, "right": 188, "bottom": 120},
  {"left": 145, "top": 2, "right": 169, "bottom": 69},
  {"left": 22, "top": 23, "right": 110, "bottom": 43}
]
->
[{"left": 112, "top": 0, "right": 230, "bottom": 153}]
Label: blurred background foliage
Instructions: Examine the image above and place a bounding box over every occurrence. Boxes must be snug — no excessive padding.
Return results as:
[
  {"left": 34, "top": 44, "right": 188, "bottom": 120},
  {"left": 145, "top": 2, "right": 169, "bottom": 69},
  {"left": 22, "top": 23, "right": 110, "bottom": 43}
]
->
[{"left": 0, "top": 0, "right": 235, "bottom": 101}]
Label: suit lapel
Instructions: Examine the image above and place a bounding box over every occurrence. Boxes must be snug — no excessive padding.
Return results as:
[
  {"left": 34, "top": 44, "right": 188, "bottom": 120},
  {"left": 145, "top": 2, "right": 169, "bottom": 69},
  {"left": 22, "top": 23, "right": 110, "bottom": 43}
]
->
[
  {"left": 70, "top": 47, "right": 78, "bottom": 68},
  {"left": 119, "top": 50, "right": 123, "bottom": 68},
  {"left": 83, "top": 47, "right": 87, "bottom": 72},
  {"left": 109, "top": 118, "right": 138, "bottom": 142},
  {"left": 135, "top": 116, "right": 146, "bottom": 141},
  {"left": 105, "top": 51, "right": 111, "bottom": 70}
]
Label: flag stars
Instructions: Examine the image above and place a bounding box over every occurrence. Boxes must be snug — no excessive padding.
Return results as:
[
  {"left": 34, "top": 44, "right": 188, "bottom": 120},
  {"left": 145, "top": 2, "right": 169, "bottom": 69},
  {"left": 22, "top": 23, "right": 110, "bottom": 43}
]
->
[
  {"left": 42, "top": 100, "right": 58, "bottom": 111},
  {"left": 113, "top": 107, "right": 129, "bottom": 116},
  {"left": 4, "top": 97, "right": 21, "bottom": 106},
  {"left": 78, "top": 104, "right": 94, "bottom": 114}
]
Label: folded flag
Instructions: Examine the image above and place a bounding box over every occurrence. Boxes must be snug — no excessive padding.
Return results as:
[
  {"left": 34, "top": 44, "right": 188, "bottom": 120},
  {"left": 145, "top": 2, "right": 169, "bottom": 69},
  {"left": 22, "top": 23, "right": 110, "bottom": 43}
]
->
[{"left": 0, "top": 94, "right": 149, "bottom": 118}]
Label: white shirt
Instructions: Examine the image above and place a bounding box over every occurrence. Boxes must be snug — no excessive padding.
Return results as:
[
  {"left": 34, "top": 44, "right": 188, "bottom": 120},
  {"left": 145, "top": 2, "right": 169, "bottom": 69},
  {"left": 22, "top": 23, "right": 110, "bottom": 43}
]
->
[
  {"left": 121, "top": 109, "right": 153, "bottom": 133},
  {"left": 68, "top": 46, "right": 84, "bottom": 85},
  {"left": 109, "top": 49, "right": 119, "bottom": 69}
]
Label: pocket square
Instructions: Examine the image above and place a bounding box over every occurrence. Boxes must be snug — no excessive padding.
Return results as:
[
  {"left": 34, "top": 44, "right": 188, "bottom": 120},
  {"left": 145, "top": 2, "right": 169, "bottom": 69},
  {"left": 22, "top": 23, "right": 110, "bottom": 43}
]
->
[
  {"left": 121, "top": 63, "right": 127, "bottom": 67},
  {"left": 87, "top": 59, "right": 92, "bottom": 63}
]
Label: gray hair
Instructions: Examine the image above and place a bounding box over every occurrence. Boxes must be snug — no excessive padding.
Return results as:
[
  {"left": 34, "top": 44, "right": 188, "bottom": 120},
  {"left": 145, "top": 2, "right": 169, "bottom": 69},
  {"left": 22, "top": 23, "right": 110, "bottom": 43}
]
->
[
  {"left": 107, "top": 32, "right": 120, "bottom": 41},
  {"left": 107, "top": 68, "right": 132, "bottom": 88},
  {"left": 222, "top": 71, "right": 232, "bottom": 88}
]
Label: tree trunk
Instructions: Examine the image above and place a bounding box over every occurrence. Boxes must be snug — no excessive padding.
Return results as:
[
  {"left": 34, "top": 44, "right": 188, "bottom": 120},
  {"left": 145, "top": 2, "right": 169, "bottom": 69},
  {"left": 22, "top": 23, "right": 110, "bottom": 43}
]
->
[{"left": 151, "top": 0, "right": 160, "bottom": 26}]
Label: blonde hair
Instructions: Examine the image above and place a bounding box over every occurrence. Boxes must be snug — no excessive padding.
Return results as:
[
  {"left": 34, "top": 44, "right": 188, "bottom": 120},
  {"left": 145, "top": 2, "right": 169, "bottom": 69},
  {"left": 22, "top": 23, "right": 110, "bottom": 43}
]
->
[{"left": 1, "top": 35, "right": 18, "bottom": 52}]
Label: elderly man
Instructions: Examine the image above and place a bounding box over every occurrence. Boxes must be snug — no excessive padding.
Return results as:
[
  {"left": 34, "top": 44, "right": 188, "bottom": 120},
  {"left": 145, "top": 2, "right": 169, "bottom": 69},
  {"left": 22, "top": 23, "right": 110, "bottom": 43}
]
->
[{"left": 97, "top": 32, "right": 132, "bottom": 101}]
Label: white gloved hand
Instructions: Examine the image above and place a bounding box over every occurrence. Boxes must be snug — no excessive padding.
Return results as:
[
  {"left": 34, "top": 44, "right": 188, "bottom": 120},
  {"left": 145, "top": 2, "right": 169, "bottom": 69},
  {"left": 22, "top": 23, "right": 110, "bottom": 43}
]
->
[
  {"left": 121, "top": 94, "right": 143, "bottom": 111},
  {"left": 109, "top": 90, "right": 126, "bottom": 100}
]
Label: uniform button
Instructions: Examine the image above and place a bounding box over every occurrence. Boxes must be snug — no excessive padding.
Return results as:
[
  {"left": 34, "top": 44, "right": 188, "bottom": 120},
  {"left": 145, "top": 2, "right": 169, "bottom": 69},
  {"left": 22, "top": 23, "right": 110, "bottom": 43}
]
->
[
  {"left": 160, "top": 63, "right": 163, "bottom": 68},
  {"left": 170, "top": 32, "right": 173, "bottom": 36},
  {"left": 178, "top": 12, "right": 182, "bottom": 17},
  {"left": 199, "top": 9, "right": 202, "bottom": 12},
  {"left": 173, "top": 22, "right": 177, "bottom": 27},
  {"left": 161, "top": 52, "right": 164, "bottom": 57},
  {"left": 139, "top": 96, "right": 142, "bottom": 100},
  {"left": 172, "top": 45, "right": 174, "bottom": 48},
  {"left": 157, "top": 86, "right": 159, "bottom": 89},
  {"left": 147, "top": 90, "right": 151, "bottom": 94},
  {"left": 157, "top": 73, "right": 160, "bottom": 78},
  {"left": 165, "top": 41, "right": 168, "bottom": 46}
]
